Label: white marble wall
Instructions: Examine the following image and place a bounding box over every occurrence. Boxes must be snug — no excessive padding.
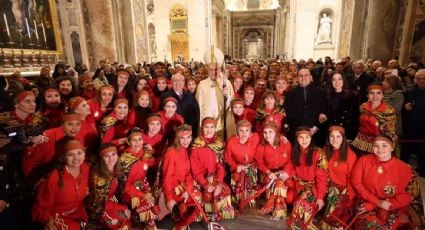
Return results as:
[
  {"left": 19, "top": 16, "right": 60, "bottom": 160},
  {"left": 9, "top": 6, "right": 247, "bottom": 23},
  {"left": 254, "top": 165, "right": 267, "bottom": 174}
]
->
[{"left": 286, "top": 0, "right": 342, "bottom": 60}]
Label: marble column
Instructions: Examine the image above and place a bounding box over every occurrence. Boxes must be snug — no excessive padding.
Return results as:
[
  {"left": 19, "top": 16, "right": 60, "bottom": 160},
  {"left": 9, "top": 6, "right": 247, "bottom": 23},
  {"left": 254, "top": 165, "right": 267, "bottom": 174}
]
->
[
  {"left": 338, "top": 0, "right": 354, "bottom": 59},
  {"left": 83, "top": 0, "right": 117, "bottom": 69},
  {"left": 362, "top": 0, "right": 402, "bottom": 61}
]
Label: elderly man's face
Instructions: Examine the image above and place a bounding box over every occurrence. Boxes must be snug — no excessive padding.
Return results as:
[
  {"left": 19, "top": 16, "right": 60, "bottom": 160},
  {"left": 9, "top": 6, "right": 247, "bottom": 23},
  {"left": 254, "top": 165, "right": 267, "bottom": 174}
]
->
[
  {"left": 172, "top": 74, "right": 185, "bottom": 92},
  {"left": 353, "top": 64, "right": 364, "bottom": 75},
  {"left": 208, "top": 64, "right": 220, "bottom": 81},
  {"left": 416, "top": 72, "right": 425, "bottom": 89}
]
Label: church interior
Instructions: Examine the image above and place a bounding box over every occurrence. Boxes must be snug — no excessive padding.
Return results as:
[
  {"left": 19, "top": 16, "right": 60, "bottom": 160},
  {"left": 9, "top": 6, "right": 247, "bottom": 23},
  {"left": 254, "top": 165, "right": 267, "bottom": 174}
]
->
[
  {"left": 1, "top": 0, "right": 425, "bottom": 230},
  {"left": 0, "top": 0, "right": 424, "bottom": 73}
]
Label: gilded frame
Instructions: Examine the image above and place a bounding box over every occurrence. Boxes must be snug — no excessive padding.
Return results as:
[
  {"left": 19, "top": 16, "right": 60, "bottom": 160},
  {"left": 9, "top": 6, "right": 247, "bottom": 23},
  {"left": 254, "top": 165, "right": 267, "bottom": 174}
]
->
[{"left": 0, "top": 0, "right": 63, "bottom": 55}]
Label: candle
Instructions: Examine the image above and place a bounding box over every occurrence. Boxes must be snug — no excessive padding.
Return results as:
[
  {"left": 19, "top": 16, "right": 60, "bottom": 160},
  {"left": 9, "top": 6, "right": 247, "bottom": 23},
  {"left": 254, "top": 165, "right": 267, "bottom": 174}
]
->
[
  {"left": 41, "top": 22, "right": 47, "bottom": 44},
  {"left": 3, "top": 13, "right": 10, "bottom": 36},
  {"left": 33, "top": 20, "right": 39, "bottom": 40},
  {"left": 25, "top": 17, "right": 31, "bottom": 39}
]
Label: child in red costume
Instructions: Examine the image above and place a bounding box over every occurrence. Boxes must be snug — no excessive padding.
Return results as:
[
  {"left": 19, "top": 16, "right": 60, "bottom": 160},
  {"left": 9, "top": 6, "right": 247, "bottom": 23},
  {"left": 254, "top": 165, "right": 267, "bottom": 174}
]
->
[
  {"left": 162, "top": 124, "right": 202, "bottom": 230},
  {"left": 191, "top": 117, "right": 235, "bottom": 220},
  {"left": 255, "top": 122, "right": 294, "bottom": 219},
  {"left": 287, "top": 126, "right": 328, "bottom": 229}
]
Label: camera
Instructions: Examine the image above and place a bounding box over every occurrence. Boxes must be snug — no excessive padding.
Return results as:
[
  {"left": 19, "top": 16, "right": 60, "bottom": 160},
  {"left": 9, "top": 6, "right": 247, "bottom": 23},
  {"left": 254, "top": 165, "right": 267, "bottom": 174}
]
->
[{"left": 0, "top": 123, "right": 43, "bottom": 145}]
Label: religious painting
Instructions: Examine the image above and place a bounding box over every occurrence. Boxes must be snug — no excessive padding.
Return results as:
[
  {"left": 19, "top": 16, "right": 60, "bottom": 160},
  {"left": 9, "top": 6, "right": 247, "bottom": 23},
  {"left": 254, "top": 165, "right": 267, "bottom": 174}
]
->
[
  {"left": 410, "top": 19, "right": 425, "bottom": 62},
  {"left": 0, "top": 0, "right": 62, "bottom": 51}
]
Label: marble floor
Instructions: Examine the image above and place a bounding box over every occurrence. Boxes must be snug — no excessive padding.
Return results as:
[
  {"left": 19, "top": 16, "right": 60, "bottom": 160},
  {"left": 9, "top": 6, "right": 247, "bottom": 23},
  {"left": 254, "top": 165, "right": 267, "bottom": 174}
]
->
[
  {"left": 155, "top": 154, "right": 425, "bottom": 230},
  {"left": 157, "top": 206, "right": 287, "bottom": 230},
  {"left": 155, "top": 176, "right": 425, "bottom": 230}
]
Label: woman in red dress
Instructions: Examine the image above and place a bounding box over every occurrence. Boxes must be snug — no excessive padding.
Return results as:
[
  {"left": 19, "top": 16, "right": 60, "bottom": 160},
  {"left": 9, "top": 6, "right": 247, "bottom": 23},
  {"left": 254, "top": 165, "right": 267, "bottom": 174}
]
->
[
  {"left": 162, "top": 124, "right": 202, "bottom": 230},
  {"left": 118, "top": 128, "right": 158, "bottom": 229},
  {"left": 287, "top": 126, "right": 328, "bottom": 229},
  {"left": 224, "top": 120, "right": 260, "bottom": 207},
  {"left": 88, "top": 84, "right": 114, "bottom": 123},
  {"left": 351, "top": 135, "right": 419, "bottom": 229},
  {"left": 32, "top": 138, "right": 90, "bottom": 229},
  {"left": 150, "top": 76, "right": 169, "bottom": 112},
  {"left": 320, "top": 125, "right": 357, "bottom": 229},
  {"left": 88, "top": 143, "right": 131, "bottom": 229},
  {"left": 274, "top": 75, "right": 291, "bottom": 109},
  {"left": 128, "top": 90, "right": 152, "bottom": 131},
  {"left": 243, "top": 86, "right": 258, "bottom": 110},
  {"left": 255, "top": 122, "right": 294, "bottom": 219},
  {"left": 41, "top": 87, "right": 64, "bottom": 129},
  {"left": 225, "top": 98, "right": 255, "bottom": 139},
  {"left": 158, "top": 97, "right": 184, "bottom": 145},
  {"left": 254, "top": 90, "right": 285, "bottom": 134},
  {"left": 143, "top": 113, "right": 165, "bottom": 168},
  {"left": 113, "top": 70, "right": 133, "bottom": 103},
  {"left": 68, "top": 96, "right": 98, "bottom": 153},
  {"left": 351, "top": 83, "right": 397, "bottom": 155},
  {"left": 100, "top": 98, "right": 131, "bottom": 150},
  {"left": 190, "top": 117, "right": 235, "bottom": 220}
]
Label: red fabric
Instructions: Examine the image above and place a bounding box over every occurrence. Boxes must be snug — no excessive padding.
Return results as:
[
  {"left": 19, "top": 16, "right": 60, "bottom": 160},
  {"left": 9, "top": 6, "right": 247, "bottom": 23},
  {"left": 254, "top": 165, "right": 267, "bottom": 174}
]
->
[
  {"left": 255, "top": 141, "right": 294, "bottom": 176},
  {"left": 32, "top": 163, "right": 90, "bottom": 224},
  {"left": 328, "top": 148, "right": 357, "bottom": 200},
  {"left": 294, "top": 148, "right": 328, "bottom": 200},
  {"left": 22, "top": 127, "right": 85, "bottom": 178},
  {"left": 244, "top": 102, "right": 258, "bottom": 111},
  {"left": 103, "top": 178, "right": 131, "bottom": 229},
  {"left": 101, "top": 112, "right": 131, "bottom": 146},
  {"left": 117, "top": 90, "right": 126, "bottom": 99},
  {"left": 128, "top": 109, "right": 143, "bottom": 130},
  {"left": 88, "top": 100, "right": 111, "bottom": 122},
  {"left": 255, "top": 108, "right": 285, "bottom": 134},
  {"left": 122, "top": 158, "right": 149, "bottom": 203},
  {"left": 224, "top": 132, "right": 261, "bottom": 171},
  {"left": 162, "top": 146, "right": 194, "bottom": 202},
  {"left": 158, "top": 110, "right": 184, "bottom": 143},
  {"left": 80, "top": 117, "right": 98, "bottom": 152},
  {"left": 143, "top": 133, "right": 165, "bottom": 166},
  {"left": 351, "top": 155, "right": 412, "bottom": 210},
  {"left": 150, "top": 92, "right": 162, "bottom": 112},
  {"left": 358, "top": 102, "right": 386, "bottom": 137},
  {"left": 43, "top": 106, "right": 64, "bottom": 129},
  {"left": 190, "top": 138, "right": 225, "bottom": 188},
  {"left": 80, "top": 89, "right": 97, "bottom": 100},
  {"left": 10, "top": 109, "right": 34, "bottom": 125},
  {"left": 234, "top": 108, "right": 256, "bottom": 125}
]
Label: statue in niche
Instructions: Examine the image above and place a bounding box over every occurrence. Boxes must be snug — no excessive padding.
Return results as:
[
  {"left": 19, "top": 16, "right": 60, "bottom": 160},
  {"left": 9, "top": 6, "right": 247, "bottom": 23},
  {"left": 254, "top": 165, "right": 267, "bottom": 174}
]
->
[{"left": 316, "top": 13, "right": 332, "bottom": 45}]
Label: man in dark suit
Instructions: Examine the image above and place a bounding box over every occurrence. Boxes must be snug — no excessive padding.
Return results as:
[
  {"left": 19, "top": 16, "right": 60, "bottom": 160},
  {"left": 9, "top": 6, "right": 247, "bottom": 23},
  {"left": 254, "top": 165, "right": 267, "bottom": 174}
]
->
[
  {"left": 161, "top": 73, "right": 200, "bottom": 137},
  {"left": 284, "top": 68, "right": 328, "bottom": 145},
  {"left": 346, "top": 61, "right": 375, "bottom": 103}
]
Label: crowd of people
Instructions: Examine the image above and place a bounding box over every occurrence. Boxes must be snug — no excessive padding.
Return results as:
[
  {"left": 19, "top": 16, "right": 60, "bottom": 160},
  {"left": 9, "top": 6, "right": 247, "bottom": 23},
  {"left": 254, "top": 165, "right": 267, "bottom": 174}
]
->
[{"left": 0, "top": 48, "right": 424, "bottom": 229}]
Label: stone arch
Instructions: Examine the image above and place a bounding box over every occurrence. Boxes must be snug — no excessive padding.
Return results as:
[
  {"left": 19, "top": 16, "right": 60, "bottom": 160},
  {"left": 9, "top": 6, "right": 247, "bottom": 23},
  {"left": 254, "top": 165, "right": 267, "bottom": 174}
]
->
[{"left": 243, "top": 29, "right": 264, "bottom": 59}]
